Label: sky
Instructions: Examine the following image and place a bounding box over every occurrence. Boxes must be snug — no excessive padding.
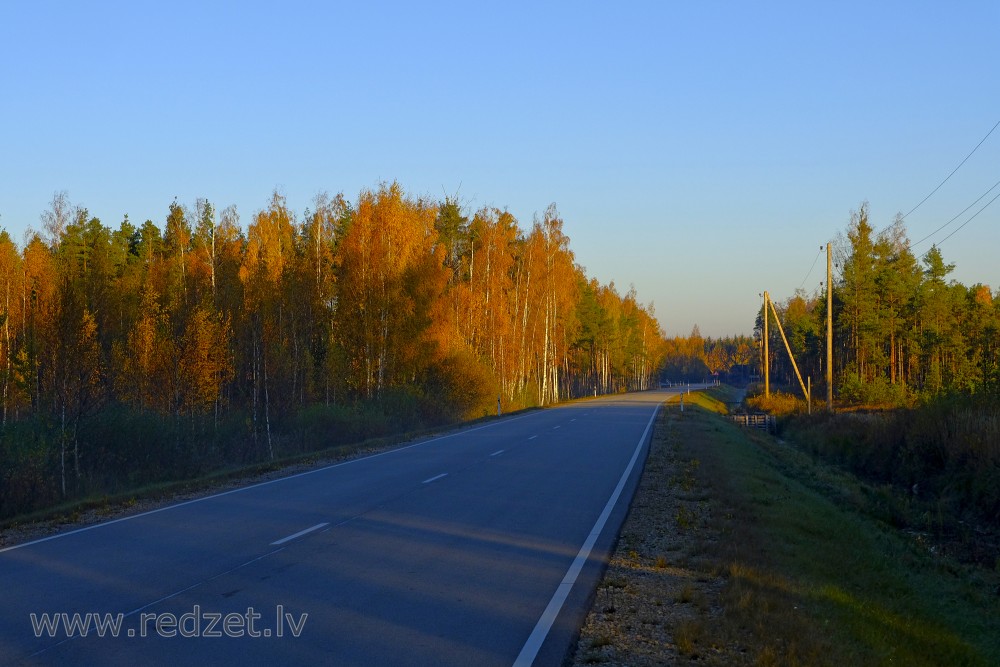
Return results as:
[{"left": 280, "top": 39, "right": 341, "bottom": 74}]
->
[{"left": 1, "top": 1, "right": 998, "bottom": 338}]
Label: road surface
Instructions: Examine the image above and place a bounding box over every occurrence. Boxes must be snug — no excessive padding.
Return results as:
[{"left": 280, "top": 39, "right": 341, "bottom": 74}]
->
[{"left": 0, "top": 389, "right": 682, "bottom": 666}]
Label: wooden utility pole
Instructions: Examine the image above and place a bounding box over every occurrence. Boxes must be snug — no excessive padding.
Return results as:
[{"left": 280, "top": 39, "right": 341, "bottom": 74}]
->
[
  {"left": 826, "top": 243, "right": 833, "bottom": 410},
  {"left": 768, "top": 296, "right": 809, "bottom": 403},
  {"left": 763, "top": 291, "right": 770, "bottom": 398}
]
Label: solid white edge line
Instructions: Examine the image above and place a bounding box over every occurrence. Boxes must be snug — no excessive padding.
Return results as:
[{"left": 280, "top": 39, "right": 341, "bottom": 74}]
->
[
  {"left": 422, "top": 473, "right": 448, "bottom": 484},
  {"left": 0, "top": 413, "right": 533, "bottom": 555},
  {"left": 512, "top": 404, "right": 660, "bottom": 667},
  {"left": 270, "top": 522, "right": 330, "bottom": 546}
]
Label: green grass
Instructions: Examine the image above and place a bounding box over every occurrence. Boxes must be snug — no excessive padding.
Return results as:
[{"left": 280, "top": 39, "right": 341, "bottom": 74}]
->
[
  {"left": 666, "top": 385, "right": 733, "bottom": 414},
  {"left": 678, "top": 394, "right": 1000, "bottom": 665}
]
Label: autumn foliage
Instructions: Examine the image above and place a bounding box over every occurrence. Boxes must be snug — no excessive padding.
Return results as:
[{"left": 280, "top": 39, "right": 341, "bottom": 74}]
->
[{"left": 0, "top": 184, "right": 666, "bottom": 518}]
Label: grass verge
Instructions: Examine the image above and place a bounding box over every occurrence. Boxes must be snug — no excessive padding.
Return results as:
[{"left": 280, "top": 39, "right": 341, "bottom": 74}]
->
[{"left": 573, "top": 389, "right": 1000, "bottom": 665}]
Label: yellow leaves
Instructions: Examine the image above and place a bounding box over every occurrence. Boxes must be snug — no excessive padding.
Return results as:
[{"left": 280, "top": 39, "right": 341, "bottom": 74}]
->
[
  {"left": 335, "top": 182, "right": 446, "bottom": 396},
  {"left": 344, "top": 182, "right": 438, "bottom": 283},
  {"left": 23, "top": 236, "right": 57, "bottom": 317},
  {"left": 973, "top": 285, "right": 992, "bottom": 307},
  {"left": 114, "top": 288, "right": 171, "bottom": 411},
  {"left": 77, "top": 309, "right": 101, "bottom": 391},
  {"left": 241, "top": 191, "right": 295, "bottom": 292},
  {"left": 178, "top": 307, "right": 233, "bottom": 414},
  {"left": 113, "top": 292, "right": 232, "bottom": 415},
  {"left": 58, "top": 307, "right": 103, "bottom": 413}
]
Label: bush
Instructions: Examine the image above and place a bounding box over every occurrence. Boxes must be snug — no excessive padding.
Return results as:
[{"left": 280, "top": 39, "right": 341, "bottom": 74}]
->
[
  {"left": 422, "top": 349, "right": 496, "bottom": 421},
  {"left": 784, "top": 393, "right": 1000, "bottom": 528},
  {"left": 745, "top": 390, "right": 805, "bottom": 416},
  {"left": 837, "top": 372, "right": 909, "bottom": 407},
  {"left": 0, "top": 424, "right": 59, "bottom": 519},
  {"left": 292, "top": 403, "right": 365, "bottom": 453}
]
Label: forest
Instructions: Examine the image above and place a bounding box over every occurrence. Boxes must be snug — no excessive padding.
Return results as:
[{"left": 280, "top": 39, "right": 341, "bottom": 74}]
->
[
  {"left": 0, "top": 183, "right": 666, "bottom": 519},
  {"left": 759, "top": 202, "right": 998, "bottom": 404}
]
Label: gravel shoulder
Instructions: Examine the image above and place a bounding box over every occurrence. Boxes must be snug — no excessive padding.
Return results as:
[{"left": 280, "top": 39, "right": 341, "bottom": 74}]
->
[{"left": 571, "top": 405, "right": 745, "bottom": 665}]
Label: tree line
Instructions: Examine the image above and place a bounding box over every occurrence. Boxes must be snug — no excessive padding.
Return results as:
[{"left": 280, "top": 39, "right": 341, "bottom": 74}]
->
[
  {"left": 760, "top": 202, "right": 998, "bottom": 404},
  {"left": 651, "top": 201, "right": 998, "bottom": 406},
  {"left": 0, "top": 183, "right": 666, "bottom": 517},
  {"left": 658, "top": 327, "right": 756, "bottom": 384}
]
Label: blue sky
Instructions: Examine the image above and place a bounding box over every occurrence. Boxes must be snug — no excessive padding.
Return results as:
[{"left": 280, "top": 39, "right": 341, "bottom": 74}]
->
[{"left": 1, "top": 1, "right": 997, "bottom": 337}]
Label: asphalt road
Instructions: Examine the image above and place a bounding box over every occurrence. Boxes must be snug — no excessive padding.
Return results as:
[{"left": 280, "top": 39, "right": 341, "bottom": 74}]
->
[{"left": 0, "top": 389, "right": 681, "bottom": 666}]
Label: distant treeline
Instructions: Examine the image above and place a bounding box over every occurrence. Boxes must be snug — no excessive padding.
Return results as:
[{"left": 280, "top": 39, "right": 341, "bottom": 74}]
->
[
  {"left": 658, "top": 328, "right": 756, "bottom": 384},
  {"left": 0, "top": 183, "right": 666, "bottom": 518}
]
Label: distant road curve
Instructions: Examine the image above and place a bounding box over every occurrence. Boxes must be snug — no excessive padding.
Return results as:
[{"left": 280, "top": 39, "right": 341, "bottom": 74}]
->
[{"left": 1, "top": 388, "right": 689, "bottom": 666}]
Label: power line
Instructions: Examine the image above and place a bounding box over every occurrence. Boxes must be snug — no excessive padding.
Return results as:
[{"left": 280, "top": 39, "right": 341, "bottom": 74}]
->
[
  {"left": 798, "top": 245, "right": 824, "bottom": 291},
  {"left": 903, "top": 118, "right": 1000, "bottom": 219},
  {"left": 933, "top": 188, "right": 1000, "bottom": 249},
  {"left": 910, "top": 176, "right": 1000, "bottom": 249}
]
